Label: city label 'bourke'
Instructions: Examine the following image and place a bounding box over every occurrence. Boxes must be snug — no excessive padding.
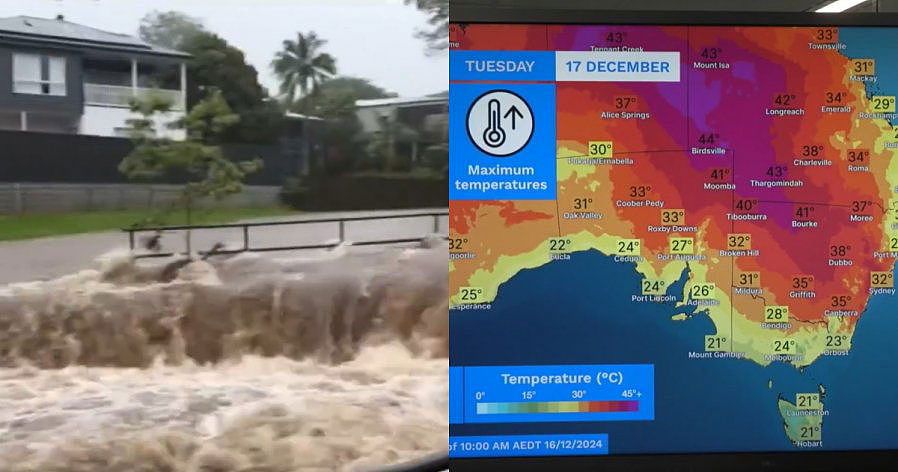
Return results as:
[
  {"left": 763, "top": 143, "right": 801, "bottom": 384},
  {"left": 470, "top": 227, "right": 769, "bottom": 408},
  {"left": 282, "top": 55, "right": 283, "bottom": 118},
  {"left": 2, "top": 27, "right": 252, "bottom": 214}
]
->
[{"left": 450, "top": 22, "right": 898, "bottom": 460}]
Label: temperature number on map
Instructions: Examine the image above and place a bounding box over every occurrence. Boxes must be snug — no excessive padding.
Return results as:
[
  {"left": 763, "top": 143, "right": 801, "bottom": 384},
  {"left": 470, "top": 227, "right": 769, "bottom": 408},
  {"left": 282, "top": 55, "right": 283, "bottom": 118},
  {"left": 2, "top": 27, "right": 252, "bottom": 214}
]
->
[
  {"left": 830, "top": 294, "right": 853, "bottom": 308},
  {"left": 872, "top": 95, "right": 896, "bottom": 113},
  {"left": 704, "top": 335, "right": 731, "bottom": 352},
  {"left": 614, "top": 95, "right": 640, "bottom": 111},
  {"left": 669, "top": 237, "right": 695, "bottom": 255},
  {"left": 642, "top": 279, "right": 667, "bottom": 295},
  {"left": 770, "top": 338, "right": 797, "bottom": 354},
  {"left": 736, "top": 271, "right": 761, "bottom": 288},
  {"left": 548, "top": 237, "right": 573, "bottom": 253},
  {"left": 690, "top": 283, "right": 716, "bottom": 300},
  {"left": 764, "top": 305, "right": 790, "bottom": 323},
  {"left": 727, "top": 233, "right": 752, "bottom": 250},
  {"left": 812, "top": 27, "right": 838, "bottom": 44},
  {"left": 826, "top": 334, "right": 849, "bottom": 350},
  {"left": 800, "top": 425, "right": 822, "bottom": 441},
  {"left": 661, "top": 209, "right": 685, "bottom": 226},
  {"left": 825, "top": 90, "right": 848, "bottom": 105},
  {"left": 852, "top": 58, "right": 875, "bottom": 76},
  {"left": 847, "top": 149, "right": 870, "bottom": 163},
  {"left": 457, "top": 286, "right": 486, "bottom": 304},
  {"left": 796, "top": 393, "right": 822, "bottom": 411},
  {"left": 449, "top": 235, "right": 469, "bottom": 252},
  {"left": 616, "top": 239, "right": 641, "bottom": 256},
  {"left": 791, "top": 275, "right": 816, "bottom": 290},
  {"left": 587, "top": 141, "right": 614, "bottom": 158},
  {"left": 871, "top": 271, "right": 895, "bottom": 288}
]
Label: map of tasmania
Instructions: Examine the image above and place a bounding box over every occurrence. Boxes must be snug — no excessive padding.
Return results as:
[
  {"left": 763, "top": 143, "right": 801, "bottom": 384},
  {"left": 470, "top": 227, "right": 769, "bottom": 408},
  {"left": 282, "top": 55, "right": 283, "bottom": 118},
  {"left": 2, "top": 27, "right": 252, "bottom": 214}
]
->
[{"left": 449, "top": 24, "right": 898, "bottom": 451}]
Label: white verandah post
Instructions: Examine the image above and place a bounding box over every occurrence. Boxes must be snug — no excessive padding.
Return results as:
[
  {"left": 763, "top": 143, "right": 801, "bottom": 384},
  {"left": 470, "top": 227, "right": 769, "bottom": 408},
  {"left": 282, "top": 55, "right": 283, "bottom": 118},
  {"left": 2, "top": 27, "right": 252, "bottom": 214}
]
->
[
  {"left": 131, "top": 59, "right": 138, "bottom": 97},
  {"left": 180, "top": 62, "right": 187, "bottom": 111}
]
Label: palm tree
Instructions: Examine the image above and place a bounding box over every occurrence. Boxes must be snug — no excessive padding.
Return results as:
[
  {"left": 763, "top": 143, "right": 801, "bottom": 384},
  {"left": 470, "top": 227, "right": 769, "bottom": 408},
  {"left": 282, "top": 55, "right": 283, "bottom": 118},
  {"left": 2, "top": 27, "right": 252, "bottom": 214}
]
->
[{"left": 272, "top": 32, "right": 337, "bottom": 106}]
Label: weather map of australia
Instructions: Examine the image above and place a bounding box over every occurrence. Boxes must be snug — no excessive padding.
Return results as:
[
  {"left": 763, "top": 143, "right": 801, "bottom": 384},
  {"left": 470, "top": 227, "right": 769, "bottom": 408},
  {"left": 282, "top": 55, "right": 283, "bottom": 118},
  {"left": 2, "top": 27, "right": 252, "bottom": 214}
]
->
[{"left": 448, "top": 23, "right": 898, "bottom": 457}]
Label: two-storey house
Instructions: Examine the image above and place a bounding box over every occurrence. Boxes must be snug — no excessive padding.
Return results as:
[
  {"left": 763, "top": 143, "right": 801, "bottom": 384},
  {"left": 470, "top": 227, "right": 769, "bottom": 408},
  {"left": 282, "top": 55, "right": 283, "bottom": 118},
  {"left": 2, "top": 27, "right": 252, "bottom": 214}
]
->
[{"left": 0, "top": 15, "right": 189, "bottom": 140}]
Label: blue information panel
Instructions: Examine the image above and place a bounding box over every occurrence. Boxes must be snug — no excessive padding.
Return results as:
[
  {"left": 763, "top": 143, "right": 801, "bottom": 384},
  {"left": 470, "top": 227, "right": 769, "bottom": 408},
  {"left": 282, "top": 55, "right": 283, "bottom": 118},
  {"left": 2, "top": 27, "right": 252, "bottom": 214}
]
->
[
  {"left": 452, "top": 364, "right": 654, "bottom": 424},
  {"left": 449, "top": 434, "right": 609, "bottom": 459},
  {"left": 449, "top": 50, "right": 557, "bottom": 82},
  {"left": 448, "top": 62, "right": 556, "bottom": 201},
  {"left": 449, "top": 367, "right": 464, "bottom": 425}
]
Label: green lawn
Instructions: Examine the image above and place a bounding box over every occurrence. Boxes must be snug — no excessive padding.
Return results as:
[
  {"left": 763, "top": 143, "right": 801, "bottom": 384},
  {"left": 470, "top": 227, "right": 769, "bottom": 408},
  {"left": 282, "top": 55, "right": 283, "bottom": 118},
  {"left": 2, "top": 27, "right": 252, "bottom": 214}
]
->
[{"left": 0, "top": 207, "right": 298, "bottom": 242}]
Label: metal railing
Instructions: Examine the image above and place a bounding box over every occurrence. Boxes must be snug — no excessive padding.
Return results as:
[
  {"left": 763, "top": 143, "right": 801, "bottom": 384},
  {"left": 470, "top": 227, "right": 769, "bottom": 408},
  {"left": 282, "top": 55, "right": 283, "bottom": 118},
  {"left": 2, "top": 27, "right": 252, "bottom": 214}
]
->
[
  {"left": 84, "top": 83, "right": 184, "bottom": 110},
  {"left": 124, "top": 211, "right": 449, "bottom": 259}
]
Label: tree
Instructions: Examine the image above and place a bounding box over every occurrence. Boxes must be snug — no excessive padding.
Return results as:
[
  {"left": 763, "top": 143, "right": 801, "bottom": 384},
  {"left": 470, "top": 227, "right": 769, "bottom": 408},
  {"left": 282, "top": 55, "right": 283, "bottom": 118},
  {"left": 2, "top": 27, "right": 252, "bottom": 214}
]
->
[
  {"left": 272, "top": 32, "right": 337, "bottom": 107},
  {"left": 405, "top": 0, "right": 449, "bottom": 53},
  {"left": 120, "top": 90, "right": 261, "bottom": 251},
  {"left": 138, "top": 11, "right": 205, "bottom": 50},
  {"left": 294, "top": 77, "right": 394, "bottom": 113},
  {"left": 183, "top": 32, "right": 285, "bottom": 143},
  {"left": 294, "top": 77, "right": 394, "bottom": 174},
  {"left": 139, "top": 11, "right": 285, "bottom": 143}
]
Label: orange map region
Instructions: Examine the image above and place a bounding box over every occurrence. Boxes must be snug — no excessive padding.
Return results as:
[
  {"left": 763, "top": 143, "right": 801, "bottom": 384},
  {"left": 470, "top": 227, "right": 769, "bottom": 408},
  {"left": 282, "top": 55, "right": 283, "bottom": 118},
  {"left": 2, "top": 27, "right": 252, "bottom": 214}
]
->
[
  {"left": 450, "top": 24, "right": 898, "bottom": 368},
  {"left": 449, "top": 25, "right": 898, "bottom": 447}
]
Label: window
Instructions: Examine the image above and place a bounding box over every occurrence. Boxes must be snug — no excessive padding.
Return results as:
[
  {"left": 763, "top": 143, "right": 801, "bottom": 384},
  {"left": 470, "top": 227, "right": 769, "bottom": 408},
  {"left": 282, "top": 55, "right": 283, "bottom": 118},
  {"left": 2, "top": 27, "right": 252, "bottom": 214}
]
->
[
  {"left": 12, "top": 53, "right": 66, "bottom": 96},
  {"left": 12, "top": 54, "right": 40, "bottom": 94},
  {"left": 48, "top": 56, "right": 66, "bottom": 95}
]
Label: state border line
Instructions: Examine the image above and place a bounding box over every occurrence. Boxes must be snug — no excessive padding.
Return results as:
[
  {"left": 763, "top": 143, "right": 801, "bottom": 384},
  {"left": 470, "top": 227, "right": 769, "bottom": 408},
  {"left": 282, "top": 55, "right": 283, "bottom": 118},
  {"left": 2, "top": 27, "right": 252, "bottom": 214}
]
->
[
  {"left": 555, "top": 149, "right": 691, "bottom": 160},
  {"left": 730, "top": 148, "right": 736, "bottom": 351},
  {"left": 553, "top": 150, "right": 895, "bottom": 215},
  {"left": 552, "top": 144, "right": 892, "bottom": 346}
]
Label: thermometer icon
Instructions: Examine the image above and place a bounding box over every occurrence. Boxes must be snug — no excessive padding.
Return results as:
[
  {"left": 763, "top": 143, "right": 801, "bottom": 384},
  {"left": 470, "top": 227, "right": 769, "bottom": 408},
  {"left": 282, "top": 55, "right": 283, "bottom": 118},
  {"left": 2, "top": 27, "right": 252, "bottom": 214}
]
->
[
  {"left": 466, "top": 89, "right": 533, "bottom": 157},
  {"left": 482, "top": 99, "right": 507, "bottom": 148}
]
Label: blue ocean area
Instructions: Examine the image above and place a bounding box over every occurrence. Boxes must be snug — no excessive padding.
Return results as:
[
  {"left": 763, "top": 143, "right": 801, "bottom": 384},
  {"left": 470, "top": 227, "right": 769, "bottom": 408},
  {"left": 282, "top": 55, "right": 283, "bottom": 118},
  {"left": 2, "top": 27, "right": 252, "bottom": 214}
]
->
[
  {"left": 450, "top": 251, "right": 898, "bottom": 454},
  {"left": 841, "top": 27, "right": 898, "bottom": 125}
]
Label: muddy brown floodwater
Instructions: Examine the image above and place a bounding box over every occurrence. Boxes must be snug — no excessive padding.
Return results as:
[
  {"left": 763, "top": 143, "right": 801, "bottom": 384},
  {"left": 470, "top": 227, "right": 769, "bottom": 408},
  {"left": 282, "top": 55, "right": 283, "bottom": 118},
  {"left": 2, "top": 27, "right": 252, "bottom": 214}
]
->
[{"left": 0, "top": 241, "right": 448, "bottom": 472}]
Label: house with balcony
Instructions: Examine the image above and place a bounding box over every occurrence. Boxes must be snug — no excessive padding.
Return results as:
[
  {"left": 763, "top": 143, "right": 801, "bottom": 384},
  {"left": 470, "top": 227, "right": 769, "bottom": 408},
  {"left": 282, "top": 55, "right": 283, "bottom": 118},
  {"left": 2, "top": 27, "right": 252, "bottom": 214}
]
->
[{"left": 0, "top": 15, "right": 189, "bottom": 140}]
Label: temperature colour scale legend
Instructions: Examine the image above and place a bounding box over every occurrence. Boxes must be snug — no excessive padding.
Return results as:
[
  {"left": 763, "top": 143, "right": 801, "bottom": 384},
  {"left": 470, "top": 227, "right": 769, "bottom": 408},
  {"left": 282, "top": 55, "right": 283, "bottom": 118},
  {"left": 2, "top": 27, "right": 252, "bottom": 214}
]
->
[
  {"left": 476, "top": 400, "right": 640, "bottom": 414},
  {"left": 451, "top": 364, "right": 654, "bottom": 424}
]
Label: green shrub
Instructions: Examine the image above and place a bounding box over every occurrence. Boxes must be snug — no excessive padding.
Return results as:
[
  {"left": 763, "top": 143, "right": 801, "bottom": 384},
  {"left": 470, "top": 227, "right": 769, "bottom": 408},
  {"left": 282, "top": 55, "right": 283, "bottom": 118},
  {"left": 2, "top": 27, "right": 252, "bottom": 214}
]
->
[
  {"left": 421, "top": 143, "right": 448, "bottom": 175},
  {"left": 279, "top": 177, "right": 309, "bottom": 208}
]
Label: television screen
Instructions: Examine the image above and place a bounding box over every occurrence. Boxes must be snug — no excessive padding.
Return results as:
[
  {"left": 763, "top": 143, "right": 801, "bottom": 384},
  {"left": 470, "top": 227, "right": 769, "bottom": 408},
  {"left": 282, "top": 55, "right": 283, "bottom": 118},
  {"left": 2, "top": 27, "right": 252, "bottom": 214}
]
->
[{"left": 448, "top": 12, "right": 898, "bottom": 468}]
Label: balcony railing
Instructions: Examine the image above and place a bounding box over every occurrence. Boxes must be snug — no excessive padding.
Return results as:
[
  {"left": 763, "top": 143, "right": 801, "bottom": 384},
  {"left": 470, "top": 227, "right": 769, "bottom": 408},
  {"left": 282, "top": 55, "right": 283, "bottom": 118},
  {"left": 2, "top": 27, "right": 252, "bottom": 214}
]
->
[{"left": 84, "top": 84, "right": 184, "bottom": 111}]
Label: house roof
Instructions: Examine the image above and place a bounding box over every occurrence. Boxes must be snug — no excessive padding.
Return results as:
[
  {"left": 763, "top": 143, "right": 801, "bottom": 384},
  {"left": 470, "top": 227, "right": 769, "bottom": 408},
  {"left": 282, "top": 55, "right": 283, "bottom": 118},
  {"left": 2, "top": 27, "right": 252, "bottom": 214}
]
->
[
  {"left": 0, "top": 16, "right": 190, "bottom": 58},
  {"left": 355, "top": 94, "right": 448, "bottom": 109}
]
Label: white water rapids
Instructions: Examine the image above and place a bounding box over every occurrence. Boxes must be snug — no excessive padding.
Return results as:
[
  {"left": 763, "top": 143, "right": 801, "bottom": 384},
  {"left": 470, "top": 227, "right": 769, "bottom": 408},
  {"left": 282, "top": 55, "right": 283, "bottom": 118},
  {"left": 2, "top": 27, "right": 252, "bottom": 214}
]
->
[{"left": 0, "top": 241, "right": 449, "bottom": 471}]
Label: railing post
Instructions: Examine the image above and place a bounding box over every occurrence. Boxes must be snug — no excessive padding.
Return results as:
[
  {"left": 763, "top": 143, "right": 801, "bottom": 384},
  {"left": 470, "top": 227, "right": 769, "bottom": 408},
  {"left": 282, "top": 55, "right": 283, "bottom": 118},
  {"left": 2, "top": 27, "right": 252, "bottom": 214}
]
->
[
  {"left": 338, "top": 220, "right": 345, "bottom": 243},
  {"left": 243, "top": 225, "right": 249, "bottom": 251},
  {"left": 128, "top": 230, "right": 135, "bottom": 250},
  {"left": 433, "top": 214, "right": 440, "bottom": 233}
]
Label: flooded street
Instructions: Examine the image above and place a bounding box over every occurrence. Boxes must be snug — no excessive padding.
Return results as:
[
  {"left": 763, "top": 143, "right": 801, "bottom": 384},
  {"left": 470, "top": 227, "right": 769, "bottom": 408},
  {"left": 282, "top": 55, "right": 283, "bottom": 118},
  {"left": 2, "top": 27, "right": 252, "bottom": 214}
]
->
[
  {"left": 0, "top": 236, "right": 449, "bottom": 471},
  {"left": 0, "top": 209, "right": 449, "bottom": 284}
]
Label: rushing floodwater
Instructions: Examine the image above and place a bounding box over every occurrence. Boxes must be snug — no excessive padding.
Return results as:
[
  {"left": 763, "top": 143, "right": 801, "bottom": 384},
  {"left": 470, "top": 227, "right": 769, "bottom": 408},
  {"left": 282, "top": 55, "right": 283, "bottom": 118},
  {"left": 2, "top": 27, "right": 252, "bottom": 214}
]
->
[{"left": 0, "top": 242, "right": 449, "bottom": 471}]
